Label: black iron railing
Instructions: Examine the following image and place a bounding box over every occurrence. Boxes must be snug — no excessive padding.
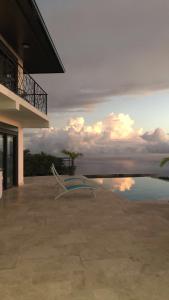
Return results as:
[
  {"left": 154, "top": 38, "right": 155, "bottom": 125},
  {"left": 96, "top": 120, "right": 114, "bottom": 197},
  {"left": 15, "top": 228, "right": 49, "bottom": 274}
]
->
[{"left": 0, "top": 49, "right": 47, "bottom": 114}]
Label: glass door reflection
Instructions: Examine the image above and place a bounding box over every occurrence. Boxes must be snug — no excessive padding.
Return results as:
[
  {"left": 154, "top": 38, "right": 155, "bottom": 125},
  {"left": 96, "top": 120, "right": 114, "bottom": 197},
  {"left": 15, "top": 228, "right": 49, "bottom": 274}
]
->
[
  {"left": 0, "top": 134, "right": 3, "bottom": 170},
  {"left": 7, "top": 136, "right": 14, "bottom": 188}
]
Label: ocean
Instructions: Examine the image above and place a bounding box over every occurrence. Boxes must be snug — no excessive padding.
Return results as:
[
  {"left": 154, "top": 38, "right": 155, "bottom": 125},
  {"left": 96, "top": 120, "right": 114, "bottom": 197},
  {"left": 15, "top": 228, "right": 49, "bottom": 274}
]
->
[{"left": 75, "top": 154, "right": 169, "bottom": 176}]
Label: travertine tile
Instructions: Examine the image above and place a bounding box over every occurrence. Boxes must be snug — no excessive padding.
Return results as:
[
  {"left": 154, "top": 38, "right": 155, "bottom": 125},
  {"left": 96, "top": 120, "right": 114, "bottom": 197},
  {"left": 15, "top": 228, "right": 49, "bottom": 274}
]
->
[{"left": 0, "top": 176, "right": 169, "bottom": 299}]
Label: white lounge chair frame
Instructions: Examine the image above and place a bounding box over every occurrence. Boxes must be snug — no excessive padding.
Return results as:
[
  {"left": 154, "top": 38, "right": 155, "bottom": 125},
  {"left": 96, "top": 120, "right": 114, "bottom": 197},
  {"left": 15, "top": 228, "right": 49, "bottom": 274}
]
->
[
  {"left": 51, "top": 163, "right": 88, "bottom": 184},
  {"left": 50, "top": 164, "right": 97, "bottom": 200}
]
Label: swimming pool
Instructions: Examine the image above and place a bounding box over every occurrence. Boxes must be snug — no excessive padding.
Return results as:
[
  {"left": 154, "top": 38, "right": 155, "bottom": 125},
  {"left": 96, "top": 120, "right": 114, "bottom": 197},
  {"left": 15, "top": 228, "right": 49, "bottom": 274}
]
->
[{"left": 92, "top": 177, "right": 169, "bottom": 201}]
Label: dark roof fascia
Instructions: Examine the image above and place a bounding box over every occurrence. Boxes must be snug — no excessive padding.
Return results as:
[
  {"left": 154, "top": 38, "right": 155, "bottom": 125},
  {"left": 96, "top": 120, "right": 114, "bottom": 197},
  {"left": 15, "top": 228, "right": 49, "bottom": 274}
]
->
[{"left": 31, "top": 0, "right": 65, "bottom": 72}]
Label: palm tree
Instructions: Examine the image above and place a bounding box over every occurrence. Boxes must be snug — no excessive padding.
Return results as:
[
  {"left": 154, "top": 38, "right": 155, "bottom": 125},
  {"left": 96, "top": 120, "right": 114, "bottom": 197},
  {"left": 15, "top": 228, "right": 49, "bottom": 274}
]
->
[
  {"left": 62, "top": 149, "right": 83, "bottom": 168},
  {"left": 160, "top": 157, "right": 169, "bottom": 167}
]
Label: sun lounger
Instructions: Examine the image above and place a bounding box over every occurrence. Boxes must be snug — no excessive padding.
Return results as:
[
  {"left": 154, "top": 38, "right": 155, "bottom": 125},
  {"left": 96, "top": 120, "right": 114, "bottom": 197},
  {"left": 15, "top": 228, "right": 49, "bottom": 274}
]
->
[
  {"left": 51, "top": 163, "right": 88, "bottom": 183},
  {"left": 50, "top": 164, "right": 97, "bottom": 200}
]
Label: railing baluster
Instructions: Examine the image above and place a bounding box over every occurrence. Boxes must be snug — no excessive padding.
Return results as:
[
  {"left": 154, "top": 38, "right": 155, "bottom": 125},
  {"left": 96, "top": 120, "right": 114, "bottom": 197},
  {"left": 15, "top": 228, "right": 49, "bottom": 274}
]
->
[{"left": 0, "top": 49, "right": 48, "bottom": 114}]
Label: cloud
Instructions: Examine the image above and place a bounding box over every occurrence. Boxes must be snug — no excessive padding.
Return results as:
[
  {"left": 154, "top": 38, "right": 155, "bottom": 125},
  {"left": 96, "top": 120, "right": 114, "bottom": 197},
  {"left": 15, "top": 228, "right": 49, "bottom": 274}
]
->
[
  {"left": 35, "top": 0, "right": 169, "bottom": 112},
  {"left": 142, "top": 128, "right": 169, "bottom": 153},
  {"left": 25, "top": 113, "right": 169, "bottom": 156},
  {"left": 142, "top": 128, "right": 169, "bottom": 143}
]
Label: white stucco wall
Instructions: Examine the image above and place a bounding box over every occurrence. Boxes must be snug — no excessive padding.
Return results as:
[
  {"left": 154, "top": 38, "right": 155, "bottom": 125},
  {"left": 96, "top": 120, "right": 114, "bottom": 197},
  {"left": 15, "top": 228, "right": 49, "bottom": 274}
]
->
[
  {"left": 0, "top": 35, "right": 24, "bottom": 186},
  {"left": 0, "top": 115, "right": 24, "bottom": 186},
  {"left": 18, "top": 127, "right": 24, "bottom": 186},
  {"left": 0, "top": 34, "right": 49, "bottom": 187}
]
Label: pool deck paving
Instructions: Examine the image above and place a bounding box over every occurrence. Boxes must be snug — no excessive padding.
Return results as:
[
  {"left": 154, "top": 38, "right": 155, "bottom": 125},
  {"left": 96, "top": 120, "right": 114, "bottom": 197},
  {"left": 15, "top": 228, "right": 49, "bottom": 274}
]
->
[{"left": 0, "top": 176, "right": 169, "bottom": 299}]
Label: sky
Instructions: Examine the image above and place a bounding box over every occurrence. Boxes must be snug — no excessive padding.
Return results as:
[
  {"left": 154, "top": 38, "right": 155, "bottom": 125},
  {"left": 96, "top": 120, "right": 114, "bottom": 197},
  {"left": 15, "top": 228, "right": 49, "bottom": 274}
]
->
[{"left": 26, "top": 0, "right": 169, "bottom": 157}]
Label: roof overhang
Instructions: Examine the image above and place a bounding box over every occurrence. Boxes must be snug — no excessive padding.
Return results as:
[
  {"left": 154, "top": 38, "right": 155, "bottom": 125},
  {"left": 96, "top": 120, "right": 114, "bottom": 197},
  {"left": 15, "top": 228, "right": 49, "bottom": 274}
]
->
[{"left": 0, "top": 0, "right": 64, "bottom": 74}]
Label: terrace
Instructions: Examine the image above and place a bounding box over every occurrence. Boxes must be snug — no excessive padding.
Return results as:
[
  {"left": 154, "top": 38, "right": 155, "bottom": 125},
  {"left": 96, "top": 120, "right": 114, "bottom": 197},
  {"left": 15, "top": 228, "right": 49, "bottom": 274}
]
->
[{"left": 0, "top": 176, "right": 169, "bottom": 299}]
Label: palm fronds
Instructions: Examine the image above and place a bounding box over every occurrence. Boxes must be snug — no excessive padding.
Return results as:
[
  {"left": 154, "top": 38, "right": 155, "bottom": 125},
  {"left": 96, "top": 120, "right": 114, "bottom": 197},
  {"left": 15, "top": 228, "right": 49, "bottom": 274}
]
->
[{"left": 160, "top": 157, "right": 169, "bottom": 167}]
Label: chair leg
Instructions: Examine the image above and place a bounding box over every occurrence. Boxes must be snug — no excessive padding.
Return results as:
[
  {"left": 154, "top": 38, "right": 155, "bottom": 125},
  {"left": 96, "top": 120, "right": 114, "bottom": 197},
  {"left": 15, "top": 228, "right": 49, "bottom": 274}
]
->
[
  {"left": 55, "top": 191, "right": 67, "bottom": 200},
  {"left": 55, "top": 189, "right": 97, "bottom": 200},
  {"left": 92, "top": 190, "right": 96, "bottom": 198}
]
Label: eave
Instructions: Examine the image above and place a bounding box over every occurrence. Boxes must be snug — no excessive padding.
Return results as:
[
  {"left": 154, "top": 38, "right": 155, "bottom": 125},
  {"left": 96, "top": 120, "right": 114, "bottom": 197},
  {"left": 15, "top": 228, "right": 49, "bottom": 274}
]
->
[{"left": 0, "top": 0, "right": 65, "bottom": 74}]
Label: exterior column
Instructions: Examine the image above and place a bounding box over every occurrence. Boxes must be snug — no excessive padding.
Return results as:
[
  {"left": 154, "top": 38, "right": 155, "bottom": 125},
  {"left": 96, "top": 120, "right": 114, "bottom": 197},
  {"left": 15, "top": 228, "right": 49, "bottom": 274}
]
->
[{"left": 18, "top": 127, "right": 24, "bottom": 186}]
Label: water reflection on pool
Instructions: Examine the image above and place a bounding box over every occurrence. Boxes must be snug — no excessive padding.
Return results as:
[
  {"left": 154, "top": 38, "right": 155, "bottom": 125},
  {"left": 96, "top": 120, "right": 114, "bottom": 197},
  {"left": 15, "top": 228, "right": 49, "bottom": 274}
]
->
[{"left": 93, "top": 177, "right": 169, "bottom": 201}]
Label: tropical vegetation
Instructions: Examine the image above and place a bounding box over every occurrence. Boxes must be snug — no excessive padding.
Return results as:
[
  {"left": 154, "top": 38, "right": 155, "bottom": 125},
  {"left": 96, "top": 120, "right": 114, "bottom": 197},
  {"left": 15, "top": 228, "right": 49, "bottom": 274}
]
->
[
  {"left": 24, "top": 149, "right": 65, "bottom": 176},
  {"left": 160, "top": 157, "right": 169, "bottom": 167},
  {"left": 61, "top": 149, "right": 83, "bottom": 167}
]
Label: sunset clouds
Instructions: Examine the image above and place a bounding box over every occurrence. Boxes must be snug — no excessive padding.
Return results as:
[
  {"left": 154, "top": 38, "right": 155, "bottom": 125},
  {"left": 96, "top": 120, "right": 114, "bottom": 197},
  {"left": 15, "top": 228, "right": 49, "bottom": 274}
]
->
[
  {"left": 25, "top": 113, "right": 169, "bottom": 156},
  {"left": 66, "top": 113, "right": 140, "bottom": 139}
]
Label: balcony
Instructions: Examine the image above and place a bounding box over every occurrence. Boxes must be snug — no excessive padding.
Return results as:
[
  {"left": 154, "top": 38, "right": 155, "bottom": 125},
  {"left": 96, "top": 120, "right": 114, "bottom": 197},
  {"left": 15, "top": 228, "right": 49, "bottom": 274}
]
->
[{"left": 0, "top": 49, "right": 47, "bottom": 115}]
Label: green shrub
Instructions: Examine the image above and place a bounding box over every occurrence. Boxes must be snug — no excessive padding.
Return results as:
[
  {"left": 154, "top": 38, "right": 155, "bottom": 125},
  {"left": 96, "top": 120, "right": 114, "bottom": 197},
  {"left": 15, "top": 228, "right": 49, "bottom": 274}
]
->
[{"left": 24, "top": 149, "right": 65, "bottom": 176}]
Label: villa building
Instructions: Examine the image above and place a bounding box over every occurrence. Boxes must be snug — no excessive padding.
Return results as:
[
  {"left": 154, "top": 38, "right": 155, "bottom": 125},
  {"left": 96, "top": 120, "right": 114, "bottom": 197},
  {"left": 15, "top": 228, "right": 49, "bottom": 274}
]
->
[{"left": 0, "top": 0, "right": 64, "bottom": 189}]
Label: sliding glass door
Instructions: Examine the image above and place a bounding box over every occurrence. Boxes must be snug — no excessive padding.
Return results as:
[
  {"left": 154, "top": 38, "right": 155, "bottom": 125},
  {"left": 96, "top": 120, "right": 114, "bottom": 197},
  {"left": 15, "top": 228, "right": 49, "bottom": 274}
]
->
[
  {"left": 6, "top": 136, "right": 14, "bottom": 188},
  {"left": 0, "top": 42, "right": 18, "bottom": 94},
  {"left": 0, "top": 123, "right": 18, "bottom": 189},
  {"left": 0, "top": 134, "right": 3, "bottom": 170}
]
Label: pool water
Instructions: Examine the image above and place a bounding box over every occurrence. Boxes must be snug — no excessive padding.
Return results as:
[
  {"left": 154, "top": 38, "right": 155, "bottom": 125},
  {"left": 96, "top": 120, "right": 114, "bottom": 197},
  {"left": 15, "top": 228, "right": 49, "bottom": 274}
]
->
[{"left": 92, "top": 177, "right": 169, "bottom": 201}]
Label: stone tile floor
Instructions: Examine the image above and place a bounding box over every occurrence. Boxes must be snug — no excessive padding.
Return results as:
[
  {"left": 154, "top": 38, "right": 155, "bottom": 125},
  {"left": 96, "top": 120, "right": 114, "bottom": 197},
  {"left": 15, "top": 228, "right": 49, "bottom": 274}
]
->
[{"left": 0, "top": 176, "right": 169, "bottom": 299}]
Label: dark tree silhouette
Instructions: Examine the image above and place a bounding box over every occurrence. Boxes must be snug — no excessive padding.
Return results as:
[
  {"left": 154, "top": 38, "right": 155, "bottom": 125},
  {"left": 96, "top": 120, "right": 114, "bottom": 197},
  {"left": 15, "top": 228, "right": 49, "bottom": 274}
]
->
[
  {"left": 24, "top": 149, "right": 65, "bottom": 176},
  {"left": 61, "top": 149, "right": 83, "bottom": 168}
]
